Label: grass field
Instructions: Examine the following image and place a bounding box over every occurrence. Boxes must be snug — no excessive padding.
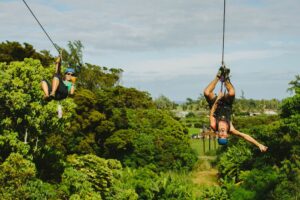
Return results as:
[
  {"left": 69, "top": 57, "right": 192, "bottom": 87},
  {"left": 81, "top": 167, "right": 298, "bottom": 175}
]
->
[
  {"left": 188, "top": 127, "right": 201, "bottom": 136},
  {"left": 190, "top": 139, "right": 219, "bottom": 157}
]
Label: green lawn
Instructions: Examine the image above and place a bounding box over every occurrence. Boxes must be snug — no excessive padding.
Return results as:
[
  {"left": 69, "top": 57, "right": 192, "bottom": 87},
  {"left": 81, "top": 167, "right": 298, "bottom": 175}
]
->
[
  {"left": 188, "top": 127, "right": 201, "bottom": 136},
  {"left": 190, "top": 139, "right": 219, "bottom": 157}
]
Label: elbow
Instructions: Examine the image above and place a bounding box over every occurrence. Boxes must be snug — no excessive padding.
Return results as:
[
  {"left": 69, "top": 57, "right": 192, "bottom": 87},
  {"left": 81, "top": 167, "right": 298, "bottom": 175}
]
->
[
  {"left": 204, "top": 90, "right": 210, "bottom": 98},
  {"left": 228, "top": 90, "right": 235, "bottom": 97}
]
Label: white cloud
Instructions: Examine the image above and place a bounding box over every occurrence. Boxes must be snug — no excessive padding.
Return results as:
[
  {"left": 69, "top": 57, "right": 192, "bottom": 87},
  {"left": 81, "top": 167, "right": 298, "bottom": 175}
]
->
[
  {"left": 2, "top": 0, "right": 300, "bottom": 51},
  {"left": 122, "top": 49, "right": 285, "bottom": 82},
  {"left": 0, "top": 0, "right": 299, "bottom": 100}
]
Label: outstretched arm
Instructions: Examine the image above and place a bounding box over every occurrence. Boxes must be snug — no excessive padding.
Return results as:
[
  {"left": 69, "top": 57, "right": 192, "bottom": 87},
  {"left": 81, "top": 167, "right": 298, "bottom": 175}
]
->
[
  {"left": 230, "top": 124, "right": 268, "bottom": 152},
  {"left": 55, "top": 57, "right": 61, "bottom": 74}
]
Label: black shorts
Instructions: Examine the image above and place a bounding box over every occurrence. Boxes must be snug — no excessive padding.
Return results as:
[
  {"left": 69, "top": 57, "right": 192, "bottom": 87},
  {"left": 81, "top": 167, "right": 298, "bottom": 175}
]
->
[
  {"left": 43, "top": 74, "right": 68, "bottom": 100},
  {"left": 207, "top": 94, "right": 235, "bottom": 123},
  {"left": 207, "top": 94, "right": 235, "bottom": 109}
]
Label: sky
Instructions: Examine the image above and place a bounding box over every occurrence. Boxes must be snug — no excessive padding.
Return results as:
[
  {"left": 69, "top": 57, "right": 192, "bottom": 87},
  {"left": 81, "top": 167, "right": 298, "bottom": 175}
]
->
[{"left": 0, "top": 0, "right": 299, "bottom": 101}]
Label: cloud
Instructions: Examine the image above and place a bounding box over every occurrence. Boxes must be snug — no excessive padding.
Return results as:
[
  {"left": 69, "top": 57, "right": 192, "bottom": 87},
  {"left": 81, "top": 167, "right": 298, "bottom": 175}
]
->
[
  {"left": 1, "top": 0, "right": 300, "bottom": 52},
  {"left": 0, "top": 0, "right": 299, "bottom": 100},
  {"left": 122, "top": 49, "right": 285, "bottom": 82}
]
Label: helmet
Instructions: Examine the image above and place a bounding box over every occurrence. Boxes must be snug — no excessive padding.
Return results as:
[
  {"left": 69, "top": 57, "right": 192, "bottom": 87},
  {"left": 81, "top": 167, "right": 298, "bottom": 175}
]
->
[
  {"left": 218, "top": 138, "right": 228, "bottom": 145},
  {"left": 65, "top": 68, "right": 75, "bottom": 74}
]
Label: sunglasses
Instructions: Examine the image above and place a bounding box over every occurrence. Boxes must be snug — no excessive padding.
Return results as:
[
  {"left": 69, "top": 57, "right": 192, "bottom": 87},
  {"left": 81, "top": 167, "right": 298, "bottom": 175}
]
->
[{"left": 66, "top": 73, "right": 74, "bottom": 76}]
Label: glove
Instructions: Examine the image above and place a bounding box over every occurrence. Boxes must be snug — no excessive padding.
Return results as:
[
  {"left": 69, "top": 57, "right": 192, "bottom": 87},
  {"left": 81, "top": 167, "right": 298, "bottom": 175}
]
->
[
  {"left": 71, "top": 76, "right": 77, "bottom": 84},
  {"left": 56, "top": 57, "right": 61, "bottom": 63}
]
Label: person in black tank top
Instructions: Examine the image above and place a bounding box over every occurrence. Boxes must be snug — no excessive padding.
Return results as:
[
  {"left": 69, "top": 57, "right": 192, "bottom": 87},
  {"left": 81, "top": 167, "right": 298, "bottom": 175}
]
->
[
  {"left": 203, "top": 67, "right": 268, "bottom": 152},
  {"left": 41, "top": 57, "right": 76, "bottom": 101}
]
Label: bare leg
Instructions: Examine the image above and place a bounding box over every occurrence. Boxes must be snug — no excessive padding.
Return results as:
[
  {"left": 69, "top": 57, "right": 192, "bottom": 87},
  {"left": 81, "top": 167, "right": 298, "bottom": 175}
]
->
[
  {"left": 225, "top": 80, "right": 235, "bottom": 97},
  {"left": 204, "top": 77, "right": 219, "bottom": 101},
  {"left": 41, "top": 81, "right": 49, "bottom": 98},
  {"left": 50, "top": 77, "right": 59, "bottom": 96}
]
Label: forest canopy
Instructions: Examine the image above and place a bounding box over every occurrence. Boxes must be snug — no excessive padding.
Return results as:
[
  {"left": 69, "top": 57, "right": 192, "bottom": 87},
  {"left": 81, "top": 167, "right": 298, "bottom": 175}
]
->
[{"left": 0, "top": 41, "right": 299, "bottom": 199}]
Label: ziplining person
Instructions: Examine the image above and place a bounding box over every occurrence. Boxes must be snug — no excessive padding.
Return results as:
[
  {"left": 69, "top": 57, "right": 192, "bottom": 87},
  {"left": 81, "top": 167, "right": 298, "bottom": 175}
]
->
[
  {"left": 22, "top": 0, "right": 78, "bottom": 101},
  {"left": 203, "top": 67, "right": 268, "bottom": 152},
  {"left": 41, "top": 56, "right": 77, "bottom": 101},
  {"left": 202, "top": 0, "right": 267, "bottom": 152}
]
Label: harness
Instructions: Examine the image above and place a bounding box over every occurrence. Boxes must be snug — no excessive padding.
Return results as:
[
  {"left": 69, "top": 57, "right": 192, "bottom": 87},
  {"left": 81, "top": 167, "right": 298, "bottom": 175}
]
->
[{"left": 214, "top": 97, "right": 232, "bottom": 132}]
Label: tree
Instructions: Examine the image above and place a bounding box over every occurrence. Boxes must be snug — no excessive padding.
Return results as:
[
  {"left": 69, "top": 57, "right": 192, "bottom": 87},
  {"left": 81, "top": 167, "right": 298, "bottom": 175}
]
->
[
  {"left": 154, "top": 95, "right": 175, "bottom": 110},
  {"left": 77, "top": 63, "right": 123, "bottom": 91},
  {"left": 0, "top": 41, "right": 54, "bottom": 66},
  {"left": 0, "top": 59, "right": 76, "bottom": 183},
  {"left": 287, "top": 74, "right": 300, "bottom": 94},
  {"left": 123, "top": 109, "right": 197, "bottom": 171},
  {"left": 60, "top": 40, "right": 84, "bottom": 73},
  {"left": 62, "top": 154, "right": 122, "bottom": 199},
  {"left": 0, "top": 153, "right": 36, "bottom": 199},
  {"left": 213, "top": 75, "right": 300, "bottom": 199}
]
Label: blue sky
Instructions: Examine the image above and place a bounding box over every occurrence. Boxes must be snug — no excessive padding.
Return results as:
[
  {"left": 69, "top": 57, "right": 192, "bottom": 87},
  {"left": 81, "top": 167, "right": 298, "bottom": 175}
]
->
[{"left": 0, "top": 0, "right": 299, "bottom": 101}]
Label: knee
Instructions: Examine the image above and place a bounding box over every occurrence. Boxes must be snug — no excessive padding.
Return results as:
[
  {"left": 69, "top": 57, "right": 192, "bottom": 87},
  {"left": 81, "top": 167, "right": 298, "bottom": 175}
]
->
[
  {"left": 228, "top": 90, "right": 235, "bottom": 97},
  {"left": 52, "top": 77, "right": 59, "bottom": 83},
  {"left": 204, "top": 90, "right": 210, "bottom": 98}
]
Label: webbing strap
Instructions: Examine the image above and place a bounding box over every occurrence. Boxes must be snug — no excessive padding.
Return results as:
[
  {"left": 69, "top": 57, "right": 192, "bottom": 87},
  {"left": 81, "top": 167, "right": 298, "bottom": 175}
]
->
[{"left": 221, "top": 0, "right": 226, "bottom": 66}]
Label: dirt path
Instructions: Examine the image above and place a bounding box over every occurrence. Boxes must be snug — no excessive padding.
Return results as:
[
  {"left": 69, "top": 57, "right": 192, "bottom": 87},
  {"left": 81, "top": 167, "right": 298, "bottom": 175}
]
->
[
  {"left": 191, "top": 156, "right": 219, "bottom": 186},
  {"left": 192, "top": 168, "right": 218, "bottom": 186}
]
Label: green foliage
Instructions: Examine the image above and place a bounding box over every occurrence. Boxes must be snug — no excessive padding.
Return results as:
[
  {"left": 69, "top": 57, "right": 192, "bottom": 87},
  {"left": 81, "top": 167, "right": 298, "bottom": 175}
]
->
[
  {"left": 186, "top": 112, "right": 196, "bottom": 118},
  {"left": 287, "top": 74, "right": 300, "bottom": 94},
  {"left": 0, "top": 41, "right": 54, "bottom": 66},
  {"left": 24, "top": 179, "right": 58, "bottom": 200},
  {"left": 218, "top": 144, "right": 253, "bottom": 182},
  {"left": 0, "top": 41, "right": 201, "bottom": 199},
  {"left": 0, "top": 59, "right": 76, "bottom": 142},
  {"left": 211, "top": 75, "right": 300, "bottom": 199},
  {"left": 0, "top": 131, "right": 30, "bottom": 161},
  {"left": 270, "top": 159, "right": 300, "bottom": 199},
  {"left": 228, "top": 186, "right": 255, "bottom": 200},
  {"left": 60, "top": 167, "right": 102, "bottom": 199},
  {"left": 194, "top": 122, "right": 202, "bottom": 128},
  {"left": 280, "top": 94, "right": 300, "bottom": 118},
  {"left": 234, "top": 167, "right": 279, "bottom": 199},
  {"left": 77, "top": 63, "right": 123, "bottom": 91},
  {"left": 232, "top": 98, "right": 280, "bottom": 115},
  {"left": 154, "top": 95, "right": 176, "bottom": 110},
  {"left": 155, "top": 172, "right": 195, "bottom": 200},
  {"left": 2, "top": 41, "right": 298, "bottom": 199},
  {"left": 122, "top": 109, "right": 197, "bottom": 171},
  {"left": 179, "top": 94, "right": 280, "bottom": 115},
  {"left": 113, "top": 168, "right": 195, "bottom": 200},
  {"left": 233, "top": 115, "right": 279, "bottom": 130},
  {"left": 0, "top": 153, "right": 36, "bottom": 199},
  {"left": 104, "top": 129, "right": 138, "bottom": 159},
  {"left": 103, "top": 86, "right": 155, "bottom": 110},
  {"left": 200, "top": 186, "right": 229, "bottom": 200},
  {"left": 60, "top": 41, "right": 84, "bottom": 73},
  {"left": 65, "top": 154, "right": 122, "bottom": 199}
]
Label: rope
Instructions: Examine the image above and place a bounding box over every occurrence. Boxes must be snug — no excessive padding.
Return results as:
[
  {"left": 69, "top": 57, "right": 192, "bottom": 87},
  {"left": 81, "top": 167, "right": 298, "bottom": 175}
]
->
[
  {"left": 221, "top": 0, "right": 226, "bottom": 66},
  {"left": 22, "top": 0, "right": 60, "bottom": 53},
  {"left": 220, "top": 0, "right": 227, "bottom": 94}
]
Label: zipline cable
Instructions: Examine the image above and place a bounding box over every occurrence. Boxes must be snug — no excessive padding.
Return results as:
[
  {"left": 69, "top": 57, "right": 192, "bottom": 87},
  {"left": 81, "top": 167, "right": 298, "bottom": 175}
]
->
[
  {"left": 221, "top": 0, "right": 226, "bottom": 66},
  {"left": 22, "top": 0, "right": 60, "bottom": 53},
  {"left": 220, "top": 0, "right": 227, "bottom": 93}
]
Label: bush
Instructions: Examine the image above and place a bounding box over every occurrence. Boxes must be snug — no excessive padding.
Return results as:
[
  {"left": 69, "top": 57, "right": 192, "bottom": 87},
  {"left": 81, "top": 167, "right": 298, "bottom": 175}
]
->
[
  {"left": 194, "top": 123, "right": 202, "bottom": 128},
  {"left": 186, "top": 112, "right": 196, "bottom": 118}
]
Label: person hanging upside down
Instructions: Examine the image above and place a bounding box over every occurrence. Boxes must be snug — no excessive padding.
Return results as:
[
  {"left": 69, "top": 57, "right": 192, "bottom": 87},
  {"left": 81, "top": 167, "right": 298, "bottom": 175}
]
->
[
  {"left": 203, "top": 67, "right": 268, "bottom": 152},
  {"left": 41, "top": 57, "right": 76, "bottom": 101}
]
